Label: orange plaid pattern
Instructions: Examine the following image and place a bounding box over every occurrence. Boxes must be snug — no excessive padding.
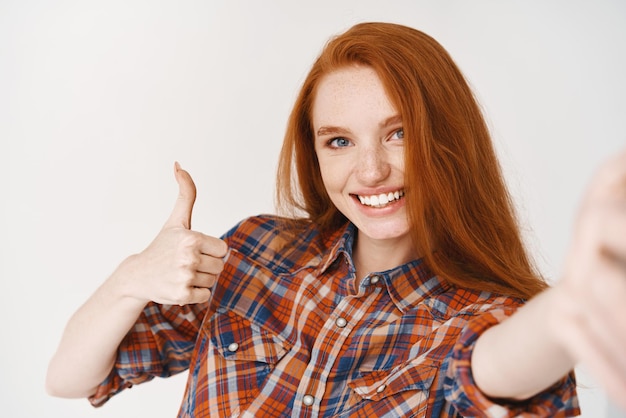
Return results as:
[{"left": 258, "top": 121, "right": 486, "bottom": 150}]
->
[{"left": 90, "top": 215, "right": 579, "bottom": 417}]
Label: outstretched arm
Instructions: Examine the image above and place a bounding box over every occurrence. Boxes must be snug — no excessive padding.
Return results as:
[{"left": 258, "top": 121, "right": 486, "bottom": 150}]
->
[
  {"left": 45, "top": 163, "right": 228, "bottom": 398},
  {"left": 471, "top": 149, "right": 626, "bottom": 410}
]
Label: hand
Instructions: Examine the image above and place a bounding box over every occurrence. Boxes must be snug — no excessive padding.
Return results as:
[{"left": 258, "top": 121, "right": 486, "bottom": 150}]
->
[
  {"left": 553, "top": 149, "right": 626, "bottom": 410},
  {"left": 114, "top": 162, "right": 228, "bottom": 305}
]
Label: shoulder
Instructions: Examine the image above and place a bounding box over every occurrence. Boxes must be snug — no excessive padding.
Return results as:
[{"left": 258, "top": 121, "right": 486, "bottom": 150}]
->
[{"left": 222, "top": 214, "right": 325, "bottom": 273}]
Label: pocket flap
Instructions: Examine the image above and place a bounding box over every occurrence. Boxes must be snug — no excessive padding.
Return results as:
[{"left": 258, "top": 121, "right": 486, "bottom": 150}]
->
[
  {"left": 349, "top": 359, "right": 439, "bottom": 401},
  {"left": 208, "top": 309, "right": 291, "bottom": 364}
]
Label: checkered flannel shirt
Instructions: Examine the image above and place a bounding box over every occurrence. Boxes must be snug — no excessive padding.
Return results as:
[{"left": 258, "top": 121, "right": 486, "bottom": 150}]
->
[{"left": 90, "top": 215, "right": 580, "bottom": 417}]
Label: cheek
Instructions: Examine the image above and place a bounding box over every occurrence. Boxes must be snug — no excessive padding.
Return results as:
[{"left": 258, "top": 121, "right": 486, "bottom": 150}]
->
[
  {"left": 316, "top": 166, "right": 342, "bottom": 211},
  {"left": 317, "top": 159, "right": 345, "bottom": 194},
  {"left": 391, "top": 148, "right": 406, "bottom": 173}
]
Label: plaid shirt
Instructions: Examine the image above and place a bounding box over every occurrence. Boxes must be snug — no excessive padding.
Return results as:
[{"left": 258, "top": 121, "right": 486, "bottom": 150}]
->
[{"left": 91, "top": 215, "right": 580, "bottom": 417}]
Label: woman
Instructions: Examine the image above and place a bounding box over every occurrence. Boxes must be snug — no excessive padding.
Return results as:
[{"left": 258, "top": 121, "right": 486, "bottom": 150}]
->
[{"left": 47, "top": 22, "right": 626, "bottom": 417}]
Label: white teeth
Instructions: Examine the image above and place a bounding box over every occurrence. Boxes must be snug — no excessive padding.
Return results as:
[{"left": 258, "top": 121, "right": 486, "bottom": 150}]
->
[{"left": 357, "top": 190, "right": 404, "bottom": 208}]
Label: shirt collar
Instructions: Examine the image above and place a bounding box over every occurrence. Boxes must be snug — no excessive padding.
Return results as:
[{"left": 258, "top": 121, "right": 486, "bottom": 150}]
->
[
  {"left": 316, "top": 222, "right": 451, "bottom": 313},
  {"left": 317, "top": 222, "right": 357, "bottom": 275}
]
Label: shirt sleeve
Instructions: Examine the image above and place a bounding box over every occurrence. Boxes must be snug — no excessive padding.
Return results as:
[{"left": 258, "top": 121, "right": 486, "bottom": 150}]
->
[
  {"left": 443, "top": 306, "right": 581, "bottom": 417},
  {"left": 88, "top": 301, "right": 208, "bottom": 407}
]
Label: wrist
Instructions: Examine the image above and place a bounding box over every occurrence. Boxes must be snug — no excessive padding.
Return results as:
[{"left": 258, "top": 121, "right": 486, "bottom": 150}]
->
[{"left": 103, "top": 254, "right": 151, "bottom": 311}]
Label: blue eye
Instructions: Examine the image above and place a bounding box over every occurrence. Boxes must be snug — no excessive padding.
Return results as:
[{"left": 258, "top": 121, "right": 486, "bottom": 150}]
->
[
  {"left": 329, "top": 137, "right": 351, "bottom": 148},
  {"left": 391, "top": 129, "right": 404, "bottom": 140}
]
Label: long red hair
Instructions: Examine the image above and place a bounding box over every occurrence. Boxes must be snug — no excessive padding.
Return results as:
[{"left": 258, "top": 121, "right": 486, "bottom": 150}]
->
[{"left": 276, "top": 22, "right": 547, "bottom": 300}]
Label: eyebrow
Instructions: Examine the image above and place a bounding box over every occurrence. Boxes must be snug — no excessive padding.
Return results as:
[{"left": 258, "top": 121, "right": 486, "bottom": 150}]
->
[
  {"left": 316, "top": 114, "right": 402, "bottom": 137},
  {"left": 316, "top": 126, "right": 350, "bottom": 137}
]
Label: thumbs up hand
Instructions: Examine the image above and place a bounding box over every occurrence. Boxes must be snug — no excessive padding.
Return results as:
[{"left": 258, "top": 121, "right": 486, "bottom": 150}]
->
[{"left": 116, "top": 163, "right": 228, "bottom": 306}]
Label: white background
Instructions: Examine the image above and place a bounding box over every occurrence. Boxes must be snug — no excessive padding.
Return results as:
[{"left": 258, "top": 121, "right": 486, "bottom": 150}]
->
[{"left": 1, "top": 0, "right": 625, "bottom": 416}]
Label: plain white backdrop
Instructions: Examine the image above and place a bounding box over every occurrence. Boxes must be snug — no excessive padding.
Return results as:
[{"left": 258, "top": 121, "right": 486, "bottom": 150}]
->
[{"left": 1, "top": 0, "right": 625, "bottom": 416}]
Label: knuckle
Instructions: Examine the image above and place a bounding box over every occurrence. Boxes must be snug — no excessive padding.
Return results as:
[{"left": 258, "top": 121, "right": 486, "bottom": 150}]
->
[
  {"left": 217, "top": 240, "right": 229, "bottom": 256},
  {"left": 178, "top": 269, "right": 196, "bottom": 284},
  {"left": 180, "top": 231, "right": 202, "bottom": 248},
  {"left": 207, "top": 236, "right": 228, "bottom": 256},
  {"left": 176, "top": 250, "right": 200, "bottom": 270},
  {"left": 214, "top": 259, "right": 225, "bottom": 273},
  {"left": 187, "top": 256, "right": 201, "bottom": 270},
  {"left": 207, "top": 274, "right": 218, "bottom": 288}
]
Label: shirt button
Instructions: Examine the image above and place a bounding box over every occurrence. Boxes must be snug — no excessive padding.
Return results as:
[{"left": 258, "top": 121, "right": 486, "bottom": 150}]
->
[
  {"left": 302, "top": 394, "right": 315, "bottom": 406},
  {"left": 376, "top": 384, "right": 386, "bottom": 393},
  {"left": 335, "top": 317, "right": 348, "bottom": 328},
  {"left": 370, "top": 275, "right": 381, "bottom": 285},
  {"left": 227, "top": 342, "right": 239, "bottom": 352}
]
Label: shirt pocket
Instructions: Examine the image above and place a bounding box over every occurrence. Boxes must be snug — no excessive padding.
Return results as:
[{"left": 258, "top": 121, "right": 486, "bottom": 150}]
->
[
  {"left": 199, "top": 309, "right": 293, "bottom": 411},
  {"left": 343, "top": 358, "right": 439, "bottom": 417},
  {"left": 207, "top": 308, "right": 291, "bottom": 368}
]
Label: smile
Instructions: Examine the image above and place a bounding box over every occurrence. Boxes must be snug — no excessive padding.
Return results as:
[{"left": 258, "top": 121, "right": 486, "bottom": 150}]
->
[{"left": 356, "top": 190, "right": 405, "bottom": 208}]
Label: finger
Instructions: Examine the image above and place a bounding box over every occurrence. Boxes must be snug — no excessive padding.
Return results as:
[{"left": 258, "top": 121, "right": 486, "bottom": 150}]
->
[
  {"left": 190, "top": 272, "right": 218, "bottom": 289},
  {"left": 165, "top": 162, "right": 197, "bottom": 230},
  {"left": 180, "top": 287, "right": 213, "bottom": 305},
  {"left": 200, "top": 236, "right": 229, "bottom": 259},
  {"left": 164, "top": 283, "right": 212, "bottom": 306},
  {"left": 196, "top": 252, "right": 226, "bottom": 275}
]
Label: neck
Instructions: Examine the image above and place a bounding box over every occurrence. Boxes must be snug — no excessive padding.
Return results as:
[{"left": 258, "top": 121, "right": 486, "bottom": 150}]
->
[{"left": 352, "top": 232, "right": 419, "bottom": 281}]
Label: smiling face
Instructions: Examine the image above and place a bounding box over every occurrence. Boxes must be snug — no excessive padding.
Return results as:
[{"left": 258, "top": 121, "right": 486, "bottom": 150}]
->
[{"left": 313, "top": 65, "right": 413, "bottom": 253}]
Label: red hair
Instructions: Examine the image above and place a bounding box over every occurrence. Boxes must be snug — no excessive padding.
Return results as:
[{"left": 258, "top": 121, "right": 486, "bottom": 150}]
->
[{"left": 276, "top": 22, "right": 547, "bottom": 300}]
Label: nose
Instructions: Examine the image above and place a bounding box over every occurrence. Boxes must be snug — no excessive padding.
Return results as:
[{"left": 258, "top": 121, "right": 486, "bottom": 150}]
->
[{"left": 356, "top": 145, "right": 391, "bottom": 185}]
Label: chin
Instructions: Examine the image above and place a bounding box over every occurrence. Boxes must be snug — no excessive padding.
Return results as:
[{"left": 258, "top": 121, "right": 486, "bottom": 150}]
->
[{"left": 356, "top": 223, "right": 412, "bottom": 242}]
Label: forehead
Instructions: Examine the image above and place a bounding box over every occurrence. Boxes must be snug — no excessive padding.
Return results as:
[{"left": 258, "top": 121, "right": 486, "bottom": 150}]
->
[{"left": 312, "top": 66, "right": 397, "bottom": 127}]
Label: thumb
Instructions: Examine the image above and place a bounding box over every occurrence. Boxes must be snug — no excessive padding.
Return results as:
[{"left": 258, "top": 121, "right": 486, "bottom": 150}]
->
[{"left": 165, "top": 162, "right": 197, "bottom": 229}]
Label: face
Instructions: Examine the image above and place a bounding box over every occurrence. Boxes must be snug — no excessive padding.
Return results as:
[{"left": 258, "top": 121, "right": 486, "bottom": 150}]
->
[{"left": 312, "top": 66, "right": 411, "bottom": 248}]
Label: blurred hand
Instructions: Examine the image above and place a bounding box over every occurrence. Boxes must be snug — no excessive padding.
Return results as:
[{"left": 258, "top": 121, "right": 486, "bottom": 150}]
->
[
  {"left": 115, "top": 162, "right": 228, "bottom": 305},
  {"left": 553, "top": 149, "right": 626, "bottom": 411}
]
